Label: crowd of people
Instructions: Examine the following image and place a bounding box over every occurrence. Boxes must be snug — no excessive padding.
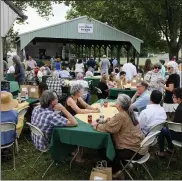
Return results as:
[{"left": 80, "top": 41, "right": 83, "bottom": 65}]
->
[{"left": 2, "top": 53, "right": 182, "bottom": 179}]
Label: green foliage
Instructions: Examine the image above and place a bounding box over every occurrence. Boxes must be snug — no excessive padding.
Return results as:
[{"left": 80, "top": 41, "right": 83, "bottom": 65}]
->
[{"left": 64, "top": 0, "right": 181, "bottom": 58}]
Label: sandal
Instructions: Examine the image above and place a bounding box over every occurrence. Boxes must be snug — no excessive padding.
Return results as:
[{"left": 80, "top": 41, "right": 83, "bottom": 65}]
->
[{"left": 155, "top": 151, "right": 165, "bottom": 158}]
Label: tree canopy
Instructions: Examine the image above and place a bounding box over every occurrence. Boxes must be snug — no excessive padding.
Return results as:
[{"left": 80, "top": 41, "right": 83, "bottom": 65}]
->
[{"left": 64, "top": 0, "right": 182, "bottom": 59}]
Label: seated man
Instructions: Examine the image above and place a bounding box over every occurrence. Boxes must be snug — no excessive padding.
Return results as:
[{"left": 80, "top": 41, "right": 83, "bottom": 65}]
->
[
  {"left": 157, "top": 88, "right": 182, "bottom": 157},
  {"left": 59, "top": 66, "right": 71, "bottom": 78},
  {"left": 31, "top": 90, "right": 77, "bottom": 151},
  {"left": 46, "top": 71, "right": 67, "bottom": 98},
  {"left": 130, "top": 81, "right": 151, "bottom": 113},
  {"left": 138, "top": 90, "right": 167, "bottom": 135},
  {"left": 1, "top": 91, "right": 18, "bottom": 146}
]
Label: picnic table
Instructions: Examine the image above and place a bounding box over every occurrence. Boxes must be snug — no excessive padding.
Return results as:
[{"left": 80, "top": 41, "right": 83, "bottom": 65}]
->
[
  {"left": 49, "top": 99, "right": 116, "bottom": 163},
  {"left": 94, "top": 71, "right": 100, "bottom": 76},
  {"left": 109, "top": 88, "right": 136, "bottom": 99}
]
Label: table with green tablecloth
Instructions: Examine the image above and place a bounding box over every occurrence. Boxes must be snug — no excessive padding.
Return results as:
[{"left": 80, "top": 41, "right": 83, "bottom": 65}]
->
[
  {"left": 84, "top": 76, "right": 101, "bottom": 90},
  {"left": 6, "top": 73, "right": 15, "bottom": 81},
  {"left": 9, "top": 81, "right": 20, "bottom": 96},
  {"left": 94, "top": 71, "right": 100, "bottom": 76},
  {"left": 49, "top": 99, "right": 116, "bottom": 163},
  {"left": 109, "top": 88, "right": 136, "bottom": 99}
]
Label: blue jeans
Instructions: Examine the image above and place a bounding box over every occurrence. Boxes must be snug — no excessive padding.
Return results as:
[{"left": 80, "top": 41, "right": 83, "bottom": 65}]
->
[{"left": 158, "top": 127, "right": 182, "bottom": 152}]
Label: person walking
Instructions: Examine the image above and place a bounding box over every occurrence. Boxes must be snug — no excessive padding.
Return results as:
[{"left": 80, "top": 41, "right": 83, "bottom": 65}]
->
[{"left": 100, "top": 55, "right": 110, "bottom": 75}]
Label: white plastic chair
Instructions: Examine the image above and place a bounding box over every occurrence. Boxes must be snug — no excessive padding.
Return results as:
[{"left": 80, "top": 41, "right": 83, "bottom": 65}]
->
[
  {"left": 95, "top": 87, "right": 102, "bottom": 94},
  {"left": 26, "top": 122, "right": 54, "bottom": 178},
  {"left": 1, "top": 122, "right": 17, "bottom": 171},
  {"left": 166, "top": 121, "right": 182, "bottom": 168},
  {"left": 120, "top": 131, "right": 161, "bottom": 180}
]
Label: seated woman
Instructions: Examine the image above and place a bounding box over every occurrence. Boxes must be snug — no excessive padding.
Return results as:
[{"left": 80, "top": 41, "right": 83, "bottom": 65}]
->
[
  {"left": 1, "top": 91, "right": 18, "bottom": 146},
  {"left": 86, "top": 67, "right": 94, "bottom": 77},
  {"left": 107, "top": 73, "right": 117, "bottom": 89},
  {"left": 116, "top": 71, "right": 127, "bottom": 88},
  {"left": 156, "top": 88, "right": 182, "bottom": 157},
  {"left": 65, "top": 84, "right": 100, "bottom": 116},
  {"left": 93, "top": 94, "right": 147, "bottom": 179},
  {"left": 98, "top": 74, "right": 109, "bottom": 99}
]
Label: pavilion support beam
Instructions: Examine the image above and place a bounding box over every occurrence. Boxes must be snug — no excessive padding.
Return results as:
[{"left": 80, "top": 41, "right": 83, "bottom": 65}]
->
[
  {"left": 117, "top": 45, "right": 122, "bottom": 65},
  {"left": 98, "top": 45, "right": 101, "bottom": 61},
  {"left": 110, "top": 45, "right": 114, "bottom": 60},
  {"left": 93, "top": 45, "right": 96, "bottom": 60},
  {"left": 78, "top": 44, "right": 80, "bottom": 58},
  {"left": 88, "top": 45, "right": 91, "bottom": 58},
  {"left": 75, "top": 44, "right": 78, "bottom": 58},
  {"left": 136, "top": 52, "right": 140, "bottom": 69},
  {"left": 124, "top": 44, "right": 131, "bottom": 63},
  {"left": 133, "top": 47, "right": 136, "bottom": 65},
  {"left": 81, "top": 44, "right": 84, "bottom": 58}
]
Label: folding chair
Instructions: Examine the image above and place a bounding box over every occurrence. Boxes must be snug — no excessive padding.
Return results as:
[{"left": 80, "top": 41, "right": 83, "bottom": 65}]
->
[
  {"left": 166, "top": 121, "right": 182, "bottom": 168},
  {"left": 120, "top": 131, "right": 161, "bottom": 180},
  {"left": 1, "top": 122, "right": 17, "bottom": 171},
  {"left": 88, "top": 80, "right": 93, "bottom": 89},
  {"left": 26, "top": 122, "right": 54, "bottom": 178},
  {"left": 146, "top": 122, "right": 166, "bottom": 146}
]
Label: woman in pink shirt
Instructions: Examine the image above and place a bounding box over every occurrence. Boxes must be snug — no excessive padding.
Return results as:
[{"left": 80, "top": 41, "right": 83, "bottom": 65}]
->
[{"left": 107, "top": 73, "right": 117, "bottom": 89}]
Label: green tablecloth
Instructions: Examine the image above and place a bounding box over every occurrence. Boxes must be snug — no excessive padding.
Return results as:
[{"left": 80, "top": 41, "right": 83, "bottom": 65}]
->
[
  {"left": 94, "top": 71, "right": 100, "bottom": 76},
  {"left": 9, "top": 81, "right": 20, "bottom": 96},
  {"left": 84, "top": 76, "right": 101, "bottom": 90},
  {"left": 109, "top": 88, "right": 136, "bottom": 99},
  {"left": 26, "top": 98, "right": 39, "bottom": 104},
  {"left": 6, "top": 73, "right": 15, "bottom": 81},
  {"left": 50, "top": 119, "right": 115, "bottom": 163},
  {"left": 49, "top": 99, "right": 116, "bottom": 163}
]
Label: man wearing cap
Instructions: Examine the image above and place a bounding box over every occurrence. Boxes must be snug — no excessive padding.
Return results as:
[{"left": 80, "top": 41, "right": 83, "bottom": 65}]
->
[
  {"left": 1, "top": 91, "right": 18, "bottom": 146},
  {"left": 100, "top": 55, "right": 110, "bottom": 75}
]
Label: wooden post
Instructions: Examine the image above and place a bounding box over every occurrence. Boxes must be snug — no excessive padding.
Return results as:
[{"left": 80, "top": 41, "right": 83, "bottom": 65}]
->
[
  {"left": 88, "top": 45, "right": 91, "bottom": 58},
  {"left": 81, "top": 44, "right": 84, "bottom": 58},
  {"left": 133, "top": 47, "right": 136, "bottom": 65},
  {"left": 98, "top": 45, "right": 101, "bottom": 61}
]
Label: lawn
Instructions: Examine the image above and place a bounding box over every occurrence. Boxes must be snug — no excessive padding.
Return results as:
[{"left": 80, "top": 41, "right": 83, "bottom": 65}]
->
[{"left": 1, "top": 95, "right": 182, "bottom": 180}]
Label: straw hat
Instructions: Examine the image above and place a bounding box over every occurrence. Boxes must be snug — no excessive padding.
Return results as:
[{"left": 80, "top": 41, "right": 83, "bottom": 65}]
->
[{"left": 1, "top": 91, "right": 18, "bottom": 111}]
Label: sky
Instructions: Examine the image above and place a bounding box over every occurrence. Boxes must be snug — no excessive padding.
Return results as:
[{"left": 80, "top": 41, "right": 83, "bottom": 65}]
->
[{"left": 14, "top": 3, "right": 70, "bottom": 34}]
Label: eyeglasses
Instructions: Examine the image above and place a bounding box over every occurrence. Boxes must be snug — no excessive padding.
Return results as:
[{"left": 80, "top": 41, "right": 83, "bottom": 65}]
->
[{"left": 154, "top": 66, "right": 161, "bottom": 69}]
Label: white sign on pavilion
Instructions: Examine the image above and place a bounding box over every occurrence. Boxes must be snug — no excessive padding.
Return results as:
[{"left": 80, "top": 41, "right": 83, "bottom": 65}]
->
[{"left": 78, "top": 23, "right": 93, "bottom": 33}]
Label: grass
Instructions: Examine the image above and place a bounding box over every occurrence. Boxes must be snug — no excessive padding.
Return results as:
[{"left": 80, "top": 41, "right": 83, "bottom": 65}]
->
[{"left": 2, "top": 94, "right": 182, "bottom": 180}]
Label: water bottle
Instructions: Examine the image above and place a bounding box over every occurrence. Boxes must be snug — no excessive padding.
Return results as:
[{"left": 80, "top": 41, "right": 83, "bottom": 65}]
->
[
  {"left": 100, "top": 99, "right": 104, "bottom": 112},
  {"left": 25, "top": 90, "right": 29, "bottom": 100}
]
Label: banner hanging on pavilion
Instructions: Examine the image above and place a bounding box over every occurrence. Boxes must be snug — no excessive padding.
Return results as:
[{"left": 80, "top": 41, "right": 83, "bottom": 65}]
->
[{"left": 78, "top": 23, "right": 93, "bottom": 33}]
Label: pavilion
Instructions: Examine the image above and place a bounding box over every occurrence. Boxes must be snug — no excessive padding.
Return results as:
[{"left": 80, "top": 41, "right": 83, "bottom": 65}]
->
[{"left": 17, "top": 16, "right": 143, "bottom": 66}]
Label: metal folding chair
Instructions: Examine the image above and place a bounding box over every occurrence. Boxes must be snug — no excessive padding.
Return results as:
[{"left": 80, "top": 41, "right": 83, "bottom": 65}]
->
[
  {"left": 120, "top": 131, "right": 161, "bottom": 180},
  {"left": 1, "top": 122, "right": 17, "bottom": 171},
  {"left": 146, "top": 122, "right": 166, "bottom": 146},
  {"left": 166, "top": 121, "right": 182, "bottom": 168},
  {"left": 26, "top": 122, "right": 54, "bottom": 178}
]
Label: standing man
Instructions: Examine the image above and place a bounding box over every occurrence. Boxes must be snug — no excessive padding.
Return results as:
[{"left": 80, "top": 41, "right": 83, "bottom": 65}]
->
[
  {"left": 122, "top": 58, "right": 137, "bottom": 81},
  {"left": 50, "top": 56, "right": 56, "bottom": 70},
  {"left": 112, "top": 57, "right": 118, "bottom": 68},
  {"left": 87, "top": 55, "right": 96, "bottom": 73},
  {"left": 27, "top": 56, "right": 37, "bottom": 69},
  {"left": 13, "top": 55, "right": 25, "bottom": 85},
  {"left": 100, "top": 55, "right": 110, "bottom": 75}
]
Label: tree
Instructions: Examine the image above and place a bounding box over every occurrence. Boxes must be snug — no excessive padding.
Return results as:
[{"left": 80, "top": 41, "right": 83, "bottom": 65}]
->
[{"left": 64, "top": 0, "right": 181, "bottom": 59}]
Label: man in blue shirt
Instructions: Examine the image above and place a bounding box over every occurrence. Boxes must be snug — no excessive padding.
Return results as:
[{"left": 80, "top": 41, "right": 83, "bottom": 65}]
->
[
  {"left": 1, "top": 91, "right": 18, "bottom": 146},
  {"left": 130, "top": 81, "right": 151, "bottom": 113},
  {"left": 87, "top": 55, "right": 96, "bottom": 72}
]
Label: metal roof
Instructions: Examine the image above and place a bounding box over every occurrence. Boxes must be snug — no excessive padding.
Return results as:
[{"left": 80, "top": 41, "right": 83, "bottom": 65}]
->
[
  {"left": 18, "top": 16, "right": 143, "bottom": 53},
  {"left": 3, "top": 0, "right": 27, "bottom": 20}
]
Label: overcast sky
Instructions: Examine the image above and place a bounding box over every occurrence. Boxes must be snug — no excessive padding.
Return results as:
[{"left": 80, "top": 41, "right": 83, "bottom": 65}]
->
[{"left": 14, "top": 3, "right": 70, "bottom": 34}]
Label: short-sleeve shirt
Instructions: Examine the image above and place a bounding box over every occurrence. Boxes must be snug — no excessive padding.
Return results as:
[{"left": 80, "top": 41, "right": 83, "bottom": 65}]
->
[
  {"left": 1, "top": 110, "right": 18, "bottom": 145},
  {"left": 164, "top": 74, "right": 180, "bottom": 103},
  {"left": 15, "top": 63, "right": 25, "bottom": 82},
  {"left": 132, "top": 90, "right": 151, "bottom": 113},
  {"left": 122, "top": 63, "right": 137, "bottom": 81},
  {"left": 87, "top": 59, "right": 96, "bottom": 68},
  {"left": 31, "top": 106, "right": 68, "bottom": 151}
]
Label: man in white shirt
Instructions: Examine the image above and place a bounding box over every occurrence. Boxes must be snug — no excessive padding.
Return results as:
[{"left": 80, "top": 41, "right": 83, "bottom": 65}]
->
[
  {"left": 122, "top": 58, "right": 137, "bottom": 81},
  {"left": 138, "top": 90, "right": 167, "bottom": 135},
  {"left": 100, "top": 55, "right": 110, "bottom": 75}
]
